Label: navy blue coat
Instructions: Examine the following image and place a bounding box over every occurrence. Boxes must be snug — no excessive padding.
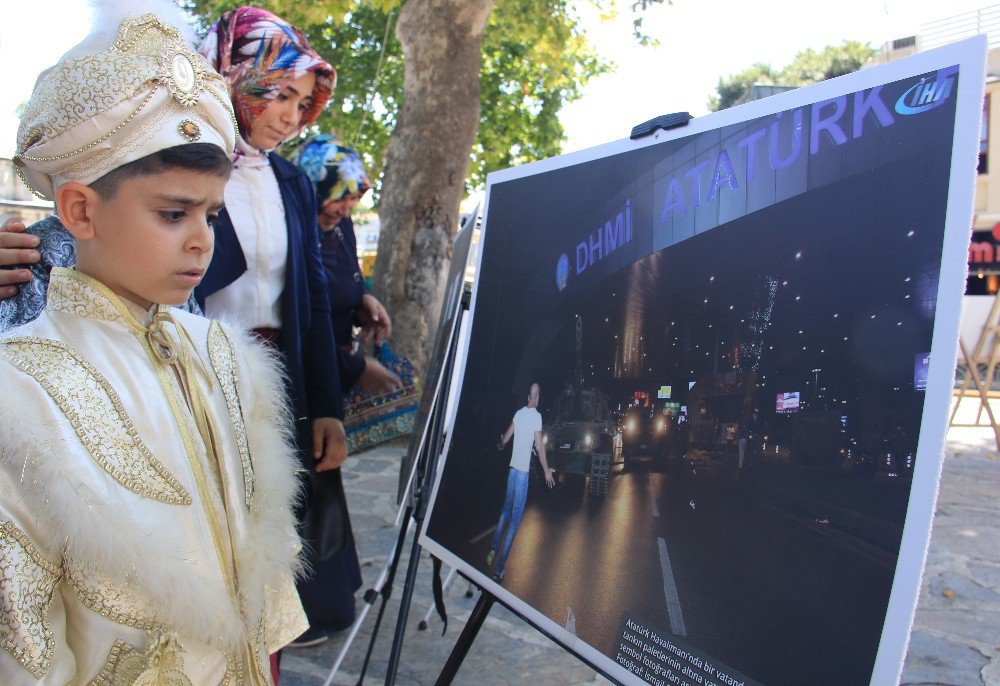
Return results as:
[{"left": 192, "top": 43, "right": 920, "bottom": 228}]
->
[
  {"left": 196, "top": 153, "right": 344, "bottom": 451},
  {"left": 320, "top": 216, "right": 368, "bottom": 392}
]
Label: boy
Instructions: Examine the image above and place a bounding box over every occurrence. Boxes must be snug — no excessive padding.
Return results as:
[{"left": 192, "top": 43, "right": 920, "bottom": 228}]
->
[{"left": 0, "top": 7, "right": 305, "bottom": 684}]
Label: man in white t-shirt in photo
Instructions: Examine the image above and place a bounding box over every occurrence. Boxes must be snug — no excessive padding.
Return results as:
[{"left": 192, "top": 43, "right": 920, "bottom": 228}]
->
[{"left": 487, "top": 382, "right": 555, "bottom": 581}]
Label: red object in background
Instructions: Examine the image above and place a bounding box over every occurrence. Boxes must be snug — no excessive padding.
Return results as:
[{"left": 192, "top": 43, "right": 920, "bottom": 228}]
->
[
  {"left": 633, "top": 391, "right": 650, "bottom": 407},
  {"left": 270, "top": 653, "right": 280, "bottom": 684}
]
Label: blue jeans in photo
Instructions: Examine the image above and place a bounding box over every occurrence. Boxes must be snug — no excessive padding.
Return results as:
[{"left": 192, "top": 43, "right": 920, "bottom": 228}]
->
[{"left": 491, "top": 467, "right": 529, "bottom": 574}]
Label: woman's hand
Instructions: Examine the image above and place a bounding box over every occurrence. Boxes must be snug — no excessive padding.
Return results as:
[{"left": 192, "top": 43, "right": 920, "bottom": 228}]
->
[
  {"left": 312, "top": 417, "right": 348, "bottom": 471},
  {"left": 357, "top": 356, "right": 402, "bottom": 393},
  {"left": 0, "top": 216, "right": 39, "bottom": 300},
  {"left": 356, "top": 293, "right": 392, "bottom": 344}
]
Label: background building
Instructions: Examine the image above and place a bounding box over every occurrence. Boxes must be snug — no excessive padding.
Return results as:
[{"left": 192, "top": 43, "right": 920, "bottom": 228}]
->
[{"left": 0, "top": 158, "right": 53, "bottom": 226}]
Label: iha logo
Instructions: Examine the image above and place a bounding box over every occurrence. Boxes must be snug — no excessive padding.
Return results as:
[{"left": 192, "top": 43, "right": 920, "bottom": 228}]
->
[
  {"left": 556, "top": 253, "right": 570, "bottom": 291},
  {"left": 895, "top": 73, "right": 955, "bottom": 115}
]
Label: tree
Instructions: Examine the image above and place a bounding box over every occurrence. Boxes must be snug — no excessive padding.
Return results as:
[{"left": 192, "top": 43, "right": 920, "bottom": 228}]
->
[
  {"left": 373, "top": 0, "right": 492, "bottom": 373},
  {"left": 709, "top": 40, "right": 876, "bottom": 112},
  {"left": 707, "top": 62, "right": 780, "bottom": 112}
]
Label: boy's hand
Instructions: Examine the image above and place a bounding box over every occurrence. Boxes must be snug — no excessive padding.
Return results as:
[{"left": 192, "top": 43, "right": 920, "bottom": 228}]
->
[
  {"left": 313, "top": 417, "right": 348, "bottom": 471},
  {"left": 0, "top": 216, "right": 38, "bottom": 299},
  {"left": 545, "top": 467, "right": 555, "bottom": 488}
]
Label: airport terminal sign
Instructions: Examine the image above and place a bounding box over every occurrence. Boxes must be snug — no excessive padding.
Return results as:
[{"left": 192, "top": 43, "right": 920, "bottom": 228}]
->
[{"left": 421, "top": 38, "right": 985, "bottom": 686}]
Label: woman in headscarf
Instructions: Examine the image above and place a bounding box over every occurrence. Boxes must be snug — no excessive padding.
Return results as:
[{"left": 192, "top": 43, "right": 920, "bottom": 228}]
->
[
  {"left": 195, "top": 7, "right": 361, "bottom": 656},
  {"left": 293, "top": 134, "right": 401, "bottom": 393},
  {"left": 294, "top": 135, "right": 423, "bottom": 456}
]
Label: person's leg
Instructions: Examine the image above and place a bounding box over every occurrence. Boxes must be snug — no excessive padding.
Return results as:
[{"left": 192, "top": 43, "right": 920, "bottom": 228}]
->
[
  {"left": 494, "top": 469, "right": 529, "bottom": 576},
  {"left": 738, "top": 438, "right": 746, "bottom": 468},
  {"left": 489, "top": 468, "right": 516, "bottom": 565}
]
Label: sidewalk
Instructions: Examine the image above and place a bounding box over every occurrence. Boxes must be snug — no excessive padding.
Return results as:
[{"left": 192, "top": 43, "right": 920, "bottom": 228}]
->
[
  {"left": 900, "top": 425, "right": 1000, "bottom": 686},
  {"left": 281, "top": 426, "right": 1000, "bottom": 686}
]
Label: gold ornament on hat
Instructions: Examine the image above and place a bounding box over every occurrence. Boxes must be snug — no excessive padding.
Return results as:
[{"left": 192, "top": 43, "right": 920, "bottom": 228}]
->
[
  {"left": 178, "top": 120, "right": 201, "bottom": 142},
  {"left": 158, "top": 47, "right": 210, "bottom": 108}
]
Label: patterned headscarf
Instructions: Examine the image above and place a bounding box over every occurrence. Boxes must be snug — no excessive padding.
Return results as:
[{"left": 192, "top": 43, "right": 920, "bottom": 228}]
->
[
  {"left": 292, "top": 134, "right": 372, "bottom": 201},
  {"left": 198, "top": 7, "right": 335, "bottom": 142}
]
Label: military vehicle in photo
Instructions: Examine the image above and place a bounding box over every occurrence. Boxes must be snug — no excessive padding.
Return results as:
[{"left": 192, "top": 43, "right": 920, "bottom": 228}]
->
[
  {"left": 543, "top": 316, "right": 620, "bottom": 496},
  {"left": 620, "top": 403, "right": 670, "bottom": 467}
]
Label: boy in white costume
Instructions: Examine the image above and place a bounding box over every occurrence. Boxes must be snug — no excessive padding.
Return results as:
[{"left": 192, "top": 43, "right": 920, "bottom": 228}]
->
[{"left": 0, "top": 4, "right": 306, "bottom": 684}]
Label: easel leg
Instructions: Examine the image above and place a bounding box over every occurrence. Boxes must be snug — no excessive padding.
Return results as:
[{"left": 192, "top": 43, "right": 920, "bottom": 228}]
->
[
  {"left": 961, "top": 339, "right": 1000, "bottom": 451},
  {"left": 433, "top": 591, "right": 496, "bottom": 686},
  {"left": 348, "top": 505, "right": 414, "bottom": 686},
  {"left": 384, "top": 523, "right": 425, "bottom": 685}
]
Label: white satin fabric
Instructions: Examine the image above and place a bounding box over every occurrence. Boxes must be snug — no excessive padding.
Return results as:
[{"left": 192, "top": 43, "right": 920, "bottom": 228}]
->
[
  {"left": 204, "top": 137, "right": 288, "bottom": 329},
  {"left": 0, "top": 268, "right": 306, "bottom": 685}
]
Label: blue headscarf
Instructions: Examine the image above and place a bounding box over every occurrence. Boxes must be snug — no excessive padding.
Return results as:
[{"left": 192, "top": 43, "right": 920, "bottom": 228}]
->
[{"left": 292, "top": 134, "right": 372, "bottom": 201}]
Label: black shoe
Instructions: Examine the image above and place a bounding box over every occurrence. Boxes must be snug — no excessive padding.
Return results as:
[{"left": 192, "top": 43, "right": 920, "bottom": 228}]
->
[
  {"left": 287, "top": 627, "right": 329, "bottom": 648},
  {"left": 492, "top": 569, "right": 505, "bottom": 582}
]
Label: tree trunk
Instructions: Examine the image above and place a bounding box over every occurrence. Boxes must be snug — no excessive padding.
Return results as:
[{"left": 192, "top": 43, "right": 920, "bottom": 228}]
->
[{"left": 372, "top": 0, "right": 493, "bottom": 374}]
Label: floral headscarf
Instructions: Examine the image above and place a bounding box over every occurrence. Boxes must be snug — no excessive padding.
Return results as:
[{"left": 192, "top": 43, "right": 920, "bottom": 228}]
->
[
  {"left": 292, "top": 134, "right": 372, "bottom": 201},
  {"left": 198, "top": 7, "right": 335, "bottom": 143}
]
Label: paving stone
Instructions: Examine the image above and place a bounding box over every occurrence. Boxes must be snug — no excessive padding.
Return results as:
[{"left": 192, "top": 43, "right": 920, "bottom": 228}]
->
[{"left": 900, "top": 631, "right": 988, "bottom": 686}]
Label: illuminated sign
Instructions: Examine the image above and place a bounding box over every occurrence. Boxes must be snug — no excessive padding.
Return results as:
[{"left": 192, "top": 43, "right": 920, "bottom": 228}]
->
[
  {"left": 657, "top": 385, "right": 672, "bottom": 399},
  {"left": 967, "top": 223, "right": 1000, "bottom": 271},
  {"left": 914, "top": 353, "right": 930, "bottom": 391},
  {"left": 776, "top": 392, "right": 800, "bottom": 414}
]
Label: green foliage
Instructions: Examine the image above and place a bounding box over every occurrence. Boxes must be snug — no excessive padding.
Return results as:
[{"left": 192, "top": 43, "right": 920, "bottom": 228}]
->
[
  {"left": 183, "top": 0, "right": 614, "bottom": 196},
  {"left": 474, "top": 0, "right": 611, "bottom": 189},
  {"left": 709, "top": 40, "right": 876, "bottom": 112},
  {"left": 591, "top": 0, "right": 670, "bottom": 45}
]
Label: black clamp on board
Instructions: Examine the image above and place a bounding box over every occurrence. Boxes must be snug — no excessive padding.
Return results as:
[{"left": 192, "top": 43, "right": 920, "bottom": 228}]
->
[{"left": 630, "top": 112, "right": 692, "bottom": 140}]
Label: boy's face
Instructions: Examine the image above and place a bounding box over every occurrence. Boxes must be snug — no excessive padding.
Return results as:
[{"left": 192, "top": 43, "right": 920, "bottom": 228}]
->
[{"left": 77, "top": 169, "right": 226, "bottom": 308}]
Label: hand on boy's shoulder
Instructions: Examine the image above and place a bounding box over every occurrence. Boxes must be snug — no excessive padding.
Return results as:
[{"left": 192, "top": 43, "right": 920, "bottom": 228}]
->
[{"left": 0, "top": 215, "right": 41, "bottom": 299}]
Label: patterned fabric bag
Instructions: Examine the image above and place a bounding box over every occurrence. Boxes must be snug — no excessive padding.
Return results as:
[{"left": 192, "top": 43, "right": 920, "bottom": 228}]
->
[{"left": 344, "top": 342, "right": 420, "bottom": 453}]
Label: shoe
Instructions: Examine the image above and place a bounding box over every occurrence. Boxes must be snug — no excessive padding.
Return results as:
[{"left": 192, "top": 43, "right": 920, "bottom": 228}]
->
[
  {"left": 287, "top": 627, "right": 329, "bottom": 648},
  {"left": 486, "top": 548, "right": 495, "bottom": 568},
  {"left": 492, "top": 569, "right": 505, "bottom": 582}
]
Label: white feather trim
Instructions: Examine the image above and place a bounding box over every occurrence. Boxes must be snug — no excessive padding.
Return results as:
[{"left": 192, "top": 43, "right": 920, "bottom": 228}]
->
[
  {"left": 216, "top": 318, "right": 306, "bottom": 624},
  {"left": 58, "top": 0, "right": 198, "bottom": 64}
]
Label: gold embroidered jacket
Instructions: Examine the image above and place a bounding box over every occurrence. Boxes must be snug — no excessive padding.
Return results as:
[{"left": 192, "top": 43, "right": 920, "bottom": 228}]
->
[{"left": 0, "top": 269, "right": 307, "bottom": 685}]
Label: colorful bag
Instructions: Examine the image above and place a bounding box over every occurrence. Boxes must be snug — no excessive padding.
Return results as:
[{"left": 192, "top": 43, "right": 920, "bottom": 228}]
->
[{"left": 344, "top": 342, "right": 420, "bottom": 453}]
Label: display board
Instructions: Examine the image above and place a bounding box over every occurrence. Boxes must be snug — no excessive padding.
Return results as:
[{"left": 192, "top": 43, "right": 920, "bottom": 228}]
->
[
  {"left": 397, "top": 209, "right": 479, "bottom": 505},
  {"left": 420, "top": 37, "right": 985, "bottom": 686}
]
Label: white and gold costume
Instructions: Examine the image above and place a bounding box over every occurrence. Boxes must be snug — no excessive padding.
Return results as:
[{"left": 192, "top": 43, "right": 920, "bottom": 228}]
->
[{"left": 0, "top": 268, "right": 307, "bottom": 684}]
